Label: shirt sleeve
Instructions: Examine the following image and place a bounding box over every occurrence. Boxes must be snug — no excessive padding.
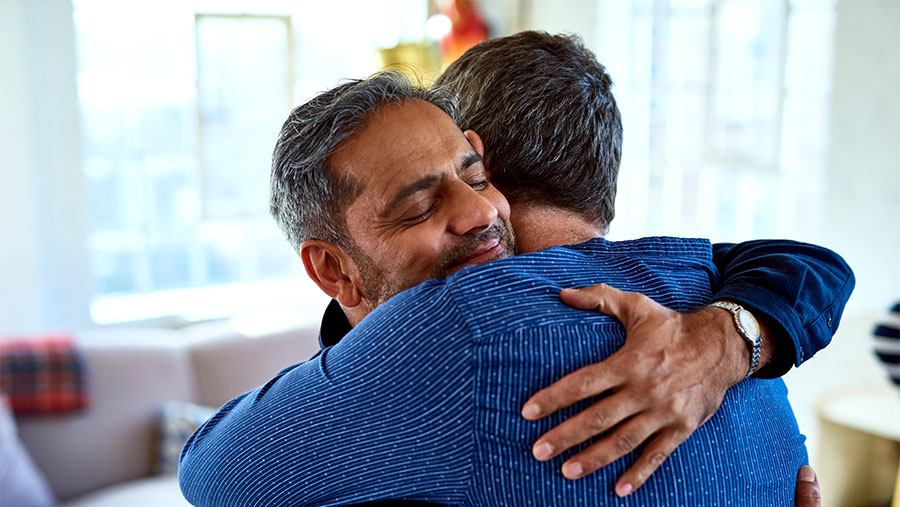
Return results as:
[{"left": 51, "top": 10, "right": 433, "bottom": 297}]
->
[
  {"left": 711, "top": 240, "right": 855, "bottom": 376},
  {"left": 178, "top": 282, "right": 476, "bottom": 507}
]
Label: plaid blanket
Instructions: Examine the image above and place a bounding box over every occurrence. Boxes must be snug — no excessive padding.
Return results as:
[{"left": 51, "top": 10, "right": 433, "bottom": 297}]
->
[{"left": 0, "top": 334, "right": 89, "bottom": 415}]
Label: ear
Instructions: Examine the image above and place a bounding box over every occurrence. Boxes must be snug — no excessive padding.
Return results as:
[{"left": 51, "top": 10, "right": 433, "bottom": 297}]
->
[
  {"left": 463, "top": 129, "right": 490, "bottom": 179},
  {"left": 464, "top": 129, "right": 485, "bottom": 158},
  {"left": 300, "top": 239, "right": 363, "bottom": 308}
]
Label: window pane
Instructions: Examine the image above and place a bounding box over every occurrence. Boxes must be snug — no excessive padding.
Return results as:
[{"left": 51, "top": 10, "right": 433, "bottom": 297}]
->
[
  {"left": 148, "top": 236, "right": 193, "bottom": 291},
  {"left": 196, "top": 15, "right": 292, "bottom": 219},
  {"left": 784, "top": 4, "right": 835, "bottom": 96},
  {"left": 91, "top": 248, "right": 139, "bottom": 294},
  {"left": 666, "top": 13, "right": 711, "bottom": 88},
  {"left": 711, "top": 0, "right": 784, "bottom": 164},
  {"left": 780, "top": 97, "right": 829, "bottom": 170},
  {"left": 670, "top": 0, "right": 712, "bottom": 10},
  {"left": 664, "top": 90, "right": 707, "bottom": 161}
]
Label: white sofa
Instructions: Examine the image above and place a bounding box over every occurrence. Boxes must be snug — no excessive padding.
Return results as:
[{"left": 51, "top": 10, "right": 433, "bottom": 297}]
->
[{"left": 10, "top": 321, "right": 321, "bottom": 506}]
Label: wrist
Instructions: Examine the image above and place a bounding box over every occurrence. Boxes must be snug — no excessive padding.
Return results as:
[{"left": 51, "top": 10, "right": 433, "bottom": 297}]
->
[
  {"left": 750, "top": 313, "right": 779, "bottom": 376},
  {"left": 707, "top": 301, "right": 762, "bottom": 381},
  {"left": 693, "top": 306, "right": 752, "bottom": 387}
]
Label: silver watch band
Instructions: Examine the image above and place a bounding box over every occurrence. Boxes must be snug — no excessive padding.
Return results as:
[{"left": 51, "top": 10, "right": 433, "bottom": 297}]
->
[{"left": 708, "top": 300, "right": 762, "bottom": 378}]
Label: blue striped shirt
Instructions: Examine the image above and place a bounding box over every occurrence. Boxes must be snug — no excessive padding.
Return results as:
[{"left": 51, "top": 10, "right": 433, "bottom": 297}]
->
[{"left": 179, "top": 237, "right": 807, "bottom": 506}]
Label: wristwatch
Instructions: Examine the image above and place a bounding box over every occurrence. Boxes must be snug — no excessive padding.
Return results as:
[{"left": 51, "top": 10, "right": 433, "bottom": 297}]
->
[{"left": 708, "top": 300, "right": 762, "bottom": 378}]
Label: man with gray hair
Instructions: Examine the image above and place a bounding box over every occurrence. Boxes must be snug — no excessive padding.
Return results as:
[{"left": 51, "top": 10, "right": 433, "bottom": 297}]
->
[
  {"left": 269, "top": 78, "right": 515, "bottom": 316},
  {"left": 180, "top": 65, "right": 844, "bottom": 505}
]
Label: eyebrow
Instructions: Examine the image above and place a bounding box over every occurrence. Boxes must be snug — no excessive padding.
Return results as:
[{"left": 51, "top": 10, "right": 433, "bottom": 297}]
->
[
  {"left": 459, "top": 152, "right": 483, "bottom": 173},
  {"left": 379, "top": 151, "right": 484, "bottom": 218}
]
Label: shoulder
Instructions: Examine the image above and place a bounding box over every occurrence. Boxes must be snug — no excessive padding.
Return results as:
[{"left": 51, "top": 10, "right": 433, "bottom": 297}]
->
[
  {"left": 445, "top": 236, "right": 714, "bottom": 293},
  {"left": 438, "top": 237, "right": 717, "bottom": 329},
  {"left": 563, "top": 236, "right": 713, "bottom": 262}
]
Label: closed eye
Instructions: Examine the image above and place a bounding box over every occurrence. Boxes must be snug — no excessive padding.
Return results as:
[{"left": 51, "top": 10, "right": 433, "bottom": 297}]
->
[
  {"left": 401, "top": 195, "right": 441, "bottom": 225},
  {"left": 405, "top": 204, "right": 434, "bottom": 224}
]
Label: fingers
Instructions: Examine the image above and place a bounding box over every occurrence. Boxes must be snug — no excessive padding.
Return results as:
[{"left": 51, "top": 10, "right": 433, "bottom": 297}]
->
[
  {"left": 522, "top": 360, "right": 623, "bottom": 420},
  {"left": 613, "top": 430, "right": 684, "bottom": 497},
  {"left": 560, "top": 284, "right": 634, "bottom": 322},
  {"left": 559, "top": 412, "right": 668, "bottom": 481},
  {"left": 530, "top": 391, "right": 640, "bottom": 461},
  {"left": 795, "top": 466, "right": 821, "bottom": 507}
]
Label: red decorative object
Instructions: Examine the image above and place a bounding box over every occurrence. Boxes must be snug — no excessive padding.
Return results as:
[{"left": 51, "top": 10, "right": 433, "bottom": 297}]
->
[{"left": 438, "top": 0, "right": 489, "bottom": 66}]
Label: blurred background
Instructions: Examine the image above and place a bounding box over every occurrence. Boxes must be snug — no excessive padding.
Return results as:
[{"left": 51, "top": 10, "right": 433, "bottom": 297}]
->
[{"left": 1, "top": 0, "right": 898, "bottom": 505}]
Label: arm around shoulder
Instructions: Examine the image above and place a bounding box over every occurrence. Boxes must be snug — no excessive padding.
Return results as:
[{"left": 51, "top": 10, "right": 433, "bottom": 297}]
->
[{"left": 178, "top": 284, "right": 476, "bottom": 506}]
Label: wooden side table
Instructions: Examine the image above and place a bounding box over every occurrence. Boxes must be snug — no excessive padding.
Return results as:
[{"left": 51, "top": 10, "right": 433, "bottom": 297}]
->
[{"left": 817, "top": 382, "right": 900, "bottom": 507}]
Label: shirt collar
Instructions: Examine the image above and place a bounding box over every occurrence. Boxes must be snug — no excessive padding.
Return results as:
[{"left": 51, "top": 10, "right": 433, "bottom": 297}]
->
[{"left": 318, "top": 299, "right": 352, "bottom": 348}]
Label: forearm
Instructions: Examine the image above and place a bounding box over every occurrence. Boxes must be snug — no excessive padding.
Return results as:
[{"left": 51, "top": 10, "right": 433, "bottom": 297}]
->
[
  {"left": 178, "top": 361, "right": 328, "bottom": 506},
  {"left": 525, "top": 242, "right": 847, "bottom": 491},
  {"left": 179, "top": 356, "right": 465, "bottom": 506},
  {"left": 697, "top": 304, "right": 781, "bottom": 384},
  {"left": 178, "top": 284, "right": 474, "bottom": 506},
  {"left": 711, "top": 240, "right": 855, "bottom": 377}
]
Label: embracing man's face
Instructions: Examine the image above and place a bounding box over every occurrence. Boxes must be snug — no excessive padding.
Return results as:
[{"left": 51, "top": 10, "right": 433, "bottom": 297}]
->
[{"left": 328, "top": 99, "right": 516, "bottom": 307}]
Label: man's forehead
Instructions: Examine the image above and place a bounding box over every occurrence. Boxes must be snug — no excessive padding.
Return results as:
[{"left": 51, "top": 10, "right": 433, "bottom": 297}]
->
[{"left": 330, "top": 101, "right": 474, "bottom": 200}]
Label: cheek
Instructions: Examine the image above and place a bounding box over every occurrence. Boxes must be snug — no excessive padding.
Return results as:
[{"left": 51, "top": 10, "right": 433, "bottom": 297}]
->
[
  {"left": 368, "top": 230, "right": 444, "bottom": 277},
  {"left": 399, "top": 229, "right": 445, "bottom": 266},
  {"left": 390, "top": 229, "right": 459, "bottom": 284}
]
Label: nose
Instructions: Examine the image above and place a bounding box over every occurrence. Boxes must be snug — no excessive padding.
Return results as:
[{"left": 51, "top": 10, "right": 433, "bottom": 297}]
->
[{"left": 446, "top": 181, "right": 498, "bottom": 236}]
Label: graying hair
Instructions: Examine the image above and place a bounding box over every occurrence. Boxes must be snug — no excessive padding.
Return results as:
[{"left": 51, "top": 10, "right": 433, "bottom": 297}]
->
[
  {"left": 270, "top": 71, "right": 460, "bottom": 251},
  {"left": 434, "top": 31, "right": 622, "bottom": 232}
]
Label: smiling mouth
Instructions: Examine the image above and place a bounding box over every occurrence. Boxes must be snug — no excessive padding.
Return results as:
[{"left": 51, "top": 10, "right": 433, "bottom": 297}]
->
[{"left": 453, "top": 237, "right": 505, "bottom": 271}]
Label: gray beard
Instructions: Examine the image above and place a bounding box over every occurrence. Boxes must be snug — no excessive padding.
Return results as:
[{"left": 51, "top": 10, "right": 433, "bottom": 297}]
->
[{"left": 348, "top": 218, "right": 516, "bottom": 308}]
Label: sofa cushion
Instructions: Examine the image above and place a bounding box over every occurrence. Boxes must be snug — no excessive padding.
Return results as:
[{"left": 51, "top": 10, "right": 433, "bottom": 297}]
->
[
  {"left": 156, "top": 400, "right": 216, "bottom": 475},
  {"left": 62, "top": 474, "right": 189, "bottom": 507}
]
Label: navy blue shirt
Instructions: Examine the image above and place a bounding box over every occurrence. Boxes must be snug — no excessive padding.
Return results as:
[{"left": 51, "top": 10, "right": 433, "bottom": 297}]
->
[{"left": 179, "top": 238, "right": 810, "bottom": 506}]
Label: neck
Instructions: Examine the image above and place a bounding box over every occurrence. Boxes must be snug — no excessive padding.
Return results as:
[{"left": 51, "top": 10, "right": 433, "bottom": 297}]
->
[
  {"left": 342, "top": 298, "right": 376, "bottom": 328},
  {"left": 511, "top": 206, "right": 605, "bottom": 254}
]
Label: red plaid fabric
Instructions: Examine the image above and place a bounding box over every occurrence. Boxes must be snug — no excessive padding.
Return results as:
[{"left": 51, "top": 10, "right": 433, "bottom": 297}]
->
[{"left": 0, "top": 334, "right": 89, "bottom": 415}]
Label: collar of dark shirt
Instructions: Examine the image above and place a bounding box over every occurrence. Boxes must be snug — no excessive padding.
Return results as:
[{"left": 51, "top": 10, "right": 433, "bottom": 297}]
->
[{"left": 318, "top": 299, "right": 352, "bottom": 349}]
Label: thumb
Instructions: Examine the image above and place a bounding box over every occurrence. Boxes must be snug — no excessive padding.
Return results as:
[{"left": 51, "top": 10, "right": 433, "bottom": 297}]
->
[{"left": 794, "top": 466, "right": 821, "bottom": 507}]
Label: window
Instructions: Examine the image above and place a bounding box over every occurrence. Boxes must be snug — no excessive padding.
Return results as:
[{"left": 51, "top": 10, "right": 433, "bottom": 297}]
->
[
  {"left": 74, "top": 4, "right": 307, "bottom": 323},
  {"left": 604, "top": 0, "right": 836, "bottom": 242},
  {"left": 73, "top": 1, "right": 428, "bottom": 323}
]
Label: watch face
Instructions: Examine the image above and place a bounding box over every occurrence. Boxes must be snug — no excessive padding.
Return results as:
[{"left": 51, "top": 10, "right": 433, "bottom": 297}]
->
[{"left": 737, "top": 309, "right": 761, "bottom": 339}]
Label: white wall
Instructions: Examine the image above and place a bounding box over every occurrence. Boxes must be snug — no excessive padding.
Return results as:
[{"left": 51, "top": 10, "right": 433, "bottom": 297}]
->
[
  {"left": 0, "top": 0, "right": 91, "bottom": 333},
  {"left": 784, "top": 0, "right": 900, "bottom": 405},
  {"left": 824, "top": 0, "right": 900, "bottom": 313},
  {"left": 782, "top": 0, "right": 900, "bottom": 474}
]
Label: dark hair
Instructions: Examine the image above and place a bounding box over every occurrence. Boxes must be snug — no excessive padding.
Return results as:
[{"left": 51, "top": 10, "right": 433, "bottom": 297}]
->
[
  {"left": 270, "top": 71, "right": 460, "bottom": 250},
  {"left": 434, "top": 31, "right": 622, "bottom": 232}
]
